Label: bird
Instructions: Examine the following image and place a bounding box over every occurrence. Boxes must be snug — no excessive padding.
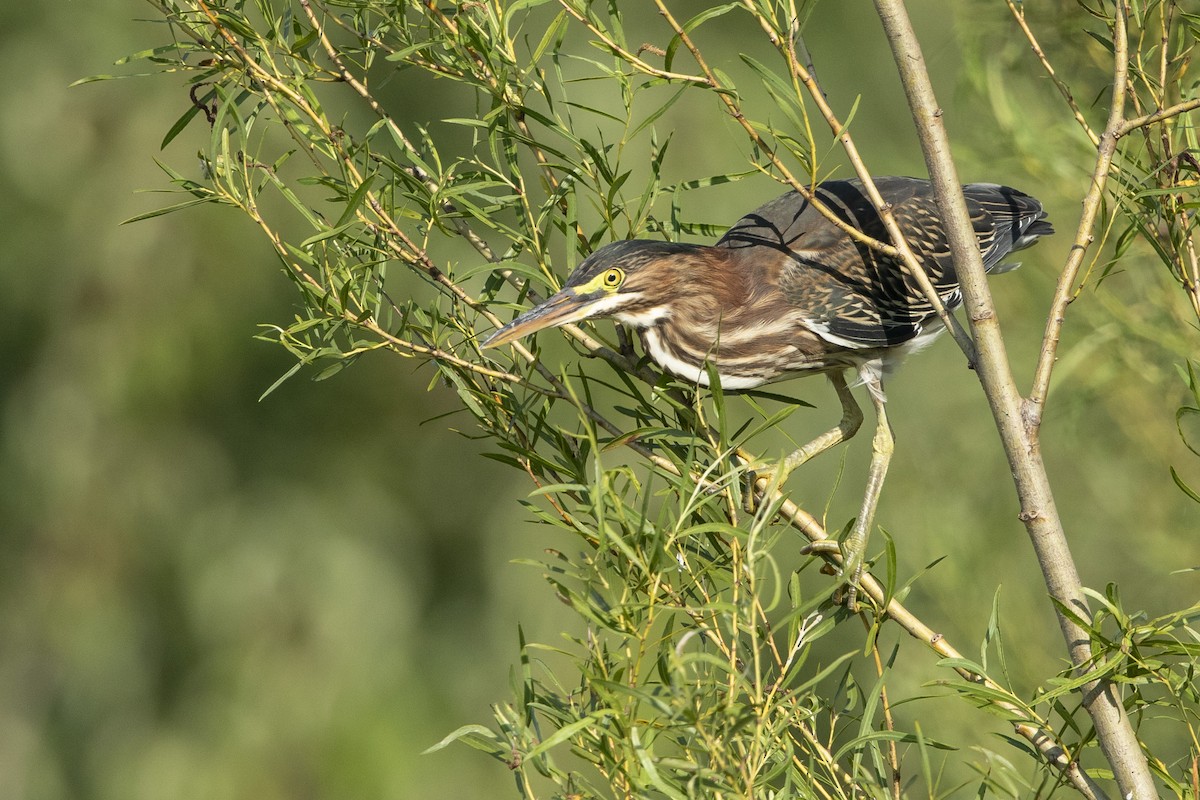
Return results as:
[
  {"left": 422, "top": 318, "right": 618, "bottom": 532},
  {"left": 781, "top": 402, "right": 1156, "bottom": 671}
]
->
[{"left": 482, "top": 176, "right": 1053, "bottom": 610}]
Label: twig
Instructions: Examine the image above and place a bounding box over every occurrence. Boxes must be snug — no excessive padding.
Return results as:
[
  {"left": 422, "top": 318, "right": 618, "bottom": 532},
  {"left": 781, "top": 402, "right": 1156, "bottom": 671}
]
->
[
  {"left": 1007, "top": 2, "right": 1200, "bottom": 402},
  {"left": 1118, "top": 96, "right": 1200, "bottom": 135},
  {"left": 865, "top": 632, "right": 903, "bottom": 800},
  {"left": 1004, "top": 0, "right": 1101, "bottom": 147},
  {"left": 1028, "top": 11, "right": 1134, "bottom": 417},
  {"left": 556, "top": 0, "right": 708, "bottom": 83}
]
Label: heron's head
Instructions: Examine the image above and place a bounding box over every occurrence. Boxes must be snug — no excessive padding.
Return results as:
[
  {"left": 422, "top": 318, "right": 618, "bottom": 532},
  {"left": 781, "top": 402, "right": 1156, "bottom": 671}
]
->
[{"left": 482, "top": 240, "right": 706, "bottom": 348}]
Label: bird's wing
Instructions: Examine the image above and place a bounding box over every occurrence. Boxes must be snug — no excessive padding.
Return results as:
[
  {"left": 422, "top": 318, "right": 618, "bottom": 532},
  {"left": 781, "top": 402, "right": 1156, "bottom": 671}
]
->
[
  {"left": 717, "top": 179, "right": 951, "bottom": 348},
  {"left": 961, "top": 182, "right": 1055, "bottom": 268},
  {"left": 717, "top": 178, "right": 1051, "bottom": 349},
  {"left": 775, "top": 251, "right": 930, "bottom": 349}
]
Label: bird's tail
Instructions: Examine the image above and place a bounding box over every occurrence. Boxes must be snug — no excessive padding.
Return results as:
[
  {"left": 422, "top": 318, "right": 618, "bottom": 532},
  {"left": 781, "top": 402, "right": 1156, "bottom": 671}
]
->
[{"left": 1013, "top": 218, "right": 1056, "bottom": 251}]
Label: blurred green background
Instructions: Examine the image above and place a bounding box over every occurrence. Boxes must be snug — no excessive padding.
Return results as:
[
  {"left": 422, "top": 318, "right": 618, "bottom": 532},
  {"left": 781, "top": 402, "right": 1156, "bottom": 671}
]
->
[{"left": 1, "top": 2, "right": 1196, "bottom": 798}]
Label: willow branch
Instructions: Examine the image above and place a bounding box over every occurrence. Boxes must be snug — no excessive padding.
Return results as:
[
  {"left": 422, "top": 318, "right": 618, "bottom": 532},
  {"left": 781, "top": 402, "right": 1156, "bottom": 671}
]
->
[
  {"left": 872, "top": 0, "right": 1153, "bottom": 797},
  {"left": 1028, "top": 12, "right": 1136, "bottom": 415},
  {"left": 484, "top": 329, "right": 1086, "bottom": 788},
  {"left": 424, "top": 0, "right": 621, "bottom": 253},
  {"left": 298, "top": 0, "right": 499, "bottom": 263},
  {"left": 561, "top": 0, "right": 903, "bottom": 259},
  {"left": 202, "top": 0, "right": 627, "bottom": 373},
  {"left": 1007, "top": 10, "right": 1199, "bottom": 410}
]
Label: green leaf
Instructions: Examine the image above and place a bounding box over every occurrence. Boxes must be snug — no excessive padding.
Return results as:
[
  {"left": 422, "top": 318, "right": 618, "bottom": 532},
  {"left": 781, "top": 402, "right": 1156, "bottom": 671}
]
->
[
  {"left": 1037, "top": 655, "right": 1125, "bottom": 703},
  {"left": 833, "top": 729, "right": 955, "bottom": 763},
  {"left": 121, "top": 196, "right": 219, "bottom": 224},
  {"left": 161, "top": 101, "right": 206, "bottom": 150},
  {"left": 384, "top": 41, "right": 438, "bottom": 63},
  {"left": 1084, "top": 29, "right": 1114, "bottom": 53},
  {"left": 70, "top": 72, "right": 157, "bottom": 86},
  {"left": 663, "top": 4, "right": 738, "bottom": 73},
  {"left": 421, "top": 724, "right": 504, "bottom": 755},
  {"left": 336, "top": 174, "right": 377, "bottom": 227},
  {"left": 300, "top": 222, "right": 360, "bottom": 249},
  {"left": 258, "top": 361, "right": 304, "bottom": 402},
  {"left": 1170, "top": 466, "right": 1200, "bottom": 504},
  {"left": 529, "top": 10, "right": 568, "bottom": 63},
  {"left": 630, "top": 726, "right": 688, "bottom": 800},
  {"left": 524, "top": 711, "right": 614, "bottom": 761}
]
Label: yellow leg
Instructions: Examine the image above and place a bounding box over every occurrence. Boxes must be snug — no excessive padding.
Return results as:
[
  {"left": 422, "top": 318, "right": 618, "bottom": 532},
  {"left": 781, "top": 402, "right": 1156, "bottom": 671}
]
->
[
  {"left": 843, "top": 381, "right": 893, "bottom": 610},
  {"left": 803, "top": 376, "right": 893, "bottom": 611},
  {"left": 748, "top": 371, "right": 864, "bottom": 511}
]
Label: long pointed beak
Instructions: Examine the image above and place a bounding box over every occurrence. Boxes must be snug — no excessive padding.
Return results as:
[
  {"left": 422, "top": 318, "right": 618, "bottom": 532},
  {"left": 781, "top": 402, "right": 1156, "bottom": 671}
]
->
[{"left": 482, "top": 288, "right": 599, "bottom": 349}]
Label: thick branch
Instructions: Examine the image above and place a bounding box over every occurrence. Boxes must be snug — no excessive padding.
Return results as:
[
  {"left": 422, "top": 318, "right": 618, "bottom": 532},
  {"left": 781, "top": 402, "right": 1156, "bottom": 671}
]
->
[{"left": 871, "top": 1, "right": 1154, "bottom": 798}]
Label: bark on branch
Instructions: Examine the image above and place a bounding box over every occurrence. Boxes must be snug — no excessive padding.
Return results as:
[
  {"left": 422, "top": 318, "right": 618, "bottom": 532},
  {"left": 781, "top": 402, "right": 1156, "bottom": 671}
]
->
[{"left": 870, "top": 0, "right": 1155, "bottom": 797}]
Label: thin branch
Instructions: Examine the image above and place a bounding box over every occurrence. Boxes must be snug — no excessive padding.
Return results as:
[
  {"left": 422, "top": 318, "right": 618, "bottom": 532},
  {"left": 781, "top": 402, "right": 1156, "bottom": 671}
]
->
[
  {"left": 362, "top": 321, "right": 526, "bottom": 383},
  {"left": 1118, "top": 96, "right": 1200, "bottom": 135},
  {"left": 1005, "top": 0, "right": 1101, "bottom": 147},
  {"left": 866, "top": 632, "right": 903, "bottom": 800},
  {"left": 562, "top": 0, "right": 905, "bottom": 259},
  {"left": 1028, "top": 9, "right": 1134, "bottom": 415},
  {"left": 1008, "top": 7, "right": 1200, "bottom": 408},
  {"left": 744, "top": 2, "right": 978, "bottom": 358}
]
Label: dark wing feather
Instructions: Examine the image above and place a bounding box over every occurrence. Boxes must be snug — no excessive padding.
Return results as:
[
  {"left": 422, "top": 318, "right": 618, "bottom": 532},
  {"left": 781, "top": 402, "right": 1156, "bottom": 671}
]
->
[
  {"left": 962, "top": 182, "right": 1055, "bottom": 269},
  {"left": 716, "top": 177, "right": 1051, "bottom": 349}
]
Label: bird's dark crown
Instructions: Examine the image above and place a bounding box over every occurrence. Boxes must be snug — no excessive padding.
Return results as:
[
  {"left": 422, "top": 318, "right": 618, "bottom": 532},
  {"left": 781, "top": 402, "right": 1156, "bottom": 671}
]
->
[{"left": 563, "top": 239, "right": 708, "bottom": 291}]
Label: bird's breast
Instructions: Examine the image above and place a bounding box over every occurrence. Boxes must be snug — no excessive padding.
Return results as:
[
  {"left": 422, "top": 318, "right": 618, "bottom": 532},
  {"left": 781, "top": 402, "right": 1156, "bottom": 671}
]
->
[
  {"left": 638, "top": 315, "right": 843, "bottom": 390},
  {"left": 640, "top": 326, "right": 767, "bottom": 389}
]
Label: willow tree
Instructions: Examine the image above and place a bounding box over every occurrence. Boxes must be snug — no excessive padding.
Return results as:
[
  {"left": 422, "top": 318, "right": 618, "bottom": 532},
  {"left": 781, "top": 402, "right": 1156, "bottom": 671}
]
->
[{"left": 108, "top": 1, "right": 1199, "bottom": 797}]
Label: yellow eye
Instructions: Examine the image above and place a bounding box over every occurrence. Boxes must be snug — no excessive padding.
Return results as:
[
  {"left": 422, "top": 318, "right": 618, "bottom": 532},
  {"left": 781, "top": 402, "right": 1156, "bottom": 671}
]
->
[{"left": 602, "top": 268, "right": 624, "bottom": 288}]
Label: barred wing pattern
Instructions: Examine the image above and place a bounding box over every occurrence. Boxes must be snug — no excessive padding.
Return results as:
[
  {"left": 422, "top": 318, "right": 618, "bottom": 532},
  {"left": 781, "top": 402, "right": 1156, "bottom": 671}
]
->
[{"left": 716, "top": 177, "right": 1054, "bottom": 350}]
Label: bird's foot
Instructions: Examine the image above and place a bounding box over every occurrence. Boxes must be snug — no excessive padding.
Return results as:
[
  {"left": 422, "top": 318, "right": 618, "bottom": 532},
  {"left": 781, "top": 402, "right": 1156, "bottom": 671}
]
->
[
  {"left": 615, "top": 326, "right": 638, "bottom": 360},
  {"left": 801, "top": 523, "right": 868, "bottom": 612},
  {"left": 742, "top": 461, "right": 794, "bottom": 514}
]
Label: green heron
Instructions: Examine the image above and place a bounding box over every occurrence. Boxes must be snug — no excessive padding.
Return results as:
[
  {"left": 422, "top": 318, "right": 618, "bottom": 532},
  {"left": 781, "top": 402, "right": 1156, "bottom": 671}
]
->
[{"left": 483, "top": 177, "right": 1052, "bottom": 608}]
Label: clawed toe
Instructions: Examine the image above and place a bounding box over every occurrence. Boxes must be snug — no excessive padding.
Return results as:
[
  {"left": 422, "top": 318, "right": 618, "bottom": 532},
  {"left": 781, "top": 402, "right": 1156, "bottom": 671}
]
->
[
  {"left": 800, "top": 533, "right": 868, "bottom": 612},
  {"left": 741, "top": 462, "right": 791, "bottom": 514}
]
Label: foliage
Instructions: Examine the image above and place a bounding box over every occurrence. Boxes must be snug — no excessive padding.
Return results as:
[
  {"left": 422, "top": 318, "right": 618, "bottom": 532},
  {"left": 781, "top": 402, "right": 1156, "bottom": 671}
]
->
[{"left": 102, "top": 0, "right": 1200, "bottom": 797}]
